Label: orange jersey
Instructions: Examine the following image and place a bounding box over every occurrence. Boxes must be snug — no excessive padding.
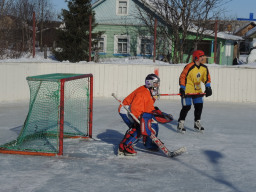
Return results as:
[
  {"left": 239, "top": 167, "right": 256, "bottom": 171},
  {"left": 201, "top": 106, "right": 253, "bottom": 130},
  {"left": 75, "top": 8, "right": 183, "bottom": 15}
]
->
[
  {"left": 179, "top": 62, "right": 211, "bottom": 94},
  {"left": 118, "top": 85, "right": 156, "bottom": 118}
]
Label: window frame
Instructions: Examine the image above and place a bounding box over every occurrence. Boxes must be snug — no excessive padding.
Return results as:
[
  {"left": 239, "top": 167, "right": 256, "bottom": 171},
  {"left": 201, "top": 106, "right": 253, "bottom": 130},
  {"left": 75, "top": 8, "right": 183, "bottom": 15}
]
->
[
  {"left": 116, "top": 0, "right": 129, "bottom": 16},
  {"left": 137, "top": 36, "right": 153, "bottom": 56},
  {"left": 114, "top": 35, "right": 130, "bottom": 55},
  {"left": 94, "top": 35, "right": 107, "bottom": 54}
]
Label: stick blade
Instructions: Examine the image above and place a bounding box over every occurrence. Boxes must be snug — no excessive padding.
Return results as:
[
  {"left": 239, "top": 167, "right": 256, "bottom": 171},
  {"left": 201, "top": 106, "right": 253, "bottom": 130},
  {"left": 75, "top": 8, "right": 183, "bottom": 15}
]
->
[{"left": 169, "top": 147, "right": 186, "bottom": 158}]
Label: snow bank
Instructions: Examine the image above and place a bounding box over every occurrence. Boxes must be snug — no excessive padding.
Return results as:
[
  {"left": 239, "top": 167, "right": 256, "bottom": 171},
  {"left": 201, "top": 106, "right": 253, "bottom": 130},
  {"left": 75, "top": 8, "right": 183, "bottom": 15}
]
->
[
  {"left": 0, "top": 48, "right": 256, "bottom": 68},
  {"left": 247, "top": 49, "right": 256, "bottom": 63}
]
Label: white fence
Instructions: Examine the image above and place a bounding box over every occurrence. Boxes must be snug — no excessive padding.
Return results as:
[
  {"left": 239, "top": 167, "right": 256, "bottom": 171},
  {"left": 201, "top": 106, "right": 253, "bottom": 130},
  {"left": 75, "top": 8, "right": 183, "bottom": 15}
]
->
[{"left": 0, "top": 62, "right": 255, "bottom": 103}]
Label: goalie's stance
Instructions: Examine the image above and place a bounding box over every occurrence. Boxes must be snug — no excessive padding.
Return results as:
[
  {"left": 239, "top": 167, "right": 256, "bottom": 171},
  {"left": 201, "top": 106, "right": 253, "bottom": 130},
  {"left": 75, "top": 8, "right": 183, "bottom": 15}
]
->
[{"left": 118, "top": 74, "right": 173, "bottom": 156}]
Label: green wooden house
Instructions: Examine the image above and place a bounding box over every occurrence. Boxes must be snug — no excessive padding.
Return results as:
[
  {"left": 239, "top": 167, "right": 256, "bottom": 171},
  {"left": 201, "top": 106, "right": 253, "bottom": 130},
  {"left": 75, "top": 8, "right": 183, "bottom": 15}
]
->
[{"left": 92, "top": 0, "right": 243, "bottom": 65}]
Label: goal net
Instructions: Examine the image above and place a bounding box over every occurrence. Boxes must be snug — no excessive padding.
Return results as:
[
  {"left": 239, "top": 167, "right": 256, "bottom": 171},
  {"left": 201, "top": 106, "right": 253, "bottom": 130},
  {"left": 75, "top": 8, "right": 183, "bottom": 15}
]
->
[{"left": 0, "top": 73, "right": 93, "bottom": 156}]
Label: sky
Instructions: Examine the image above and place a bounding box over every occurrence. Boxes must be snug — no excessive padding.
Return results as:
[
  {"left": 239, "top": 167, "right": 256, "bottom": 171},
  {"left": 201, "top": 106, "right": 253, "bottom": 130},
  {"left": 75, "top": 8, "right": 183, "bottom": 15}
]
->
[
  {"left": 52, "top": 0, "right": 256, "bottom": 20},
  {"left": 223, "top": 0, "right": 256, "bottom": 19}
]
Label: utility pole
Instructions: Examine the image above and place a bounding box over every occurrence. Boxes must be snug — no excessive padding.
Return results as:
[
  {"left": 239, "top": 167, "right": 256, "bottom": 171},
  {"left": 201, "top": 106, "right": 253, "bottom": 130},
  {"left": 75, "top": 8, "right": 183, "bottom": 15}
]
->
[
  {"left": 89, "top": 15, "right": 92, "bottom": 62},
  {"left": 33, "top": 12, "right": 36, "bottom": 58},
  {"left": 214, "top": 19, "right": 218, "bottom": 64},
  {"left": 153, "top": 18, "right": 157, "bottom": 63}
]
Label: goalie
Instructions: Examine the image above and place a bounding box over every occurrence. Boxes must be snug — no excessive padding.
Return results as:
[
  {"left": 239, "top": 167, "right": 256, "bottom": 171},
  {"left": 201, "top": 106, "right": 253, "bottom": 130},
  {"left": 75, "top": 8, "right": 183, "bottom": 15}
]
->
[{"left": 118, "top": 74, "right": 173, "bottom": 156}]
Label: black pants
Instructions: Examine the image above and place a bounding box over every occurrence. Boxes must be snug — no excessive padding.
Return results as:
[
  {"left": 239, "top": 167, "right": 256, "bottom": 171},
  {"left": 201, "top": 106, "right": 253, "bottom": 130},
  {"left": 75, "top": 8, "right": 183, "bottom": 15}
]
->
[{"left": 178, "top": 103, "right": 203, "bottom": 122}]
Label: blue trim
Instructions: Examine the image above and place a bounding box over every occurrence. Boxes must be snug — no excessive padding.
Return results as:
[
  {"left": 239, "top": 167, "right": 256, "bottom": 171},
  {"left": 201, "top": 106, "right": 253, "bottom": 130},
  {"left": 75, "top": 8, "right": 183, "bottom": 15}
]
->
[
  {"left": 113, "top": 53, "right": 131, "bottom": 57},
  {"left": 180, "top": 85, "right": 186, "bottom": 89},
  {"left": 205, "top": 83, "right": 211, "bottom": 87},
  {"left": 92, "top": 52, "right": 107, "bottom": 56}
]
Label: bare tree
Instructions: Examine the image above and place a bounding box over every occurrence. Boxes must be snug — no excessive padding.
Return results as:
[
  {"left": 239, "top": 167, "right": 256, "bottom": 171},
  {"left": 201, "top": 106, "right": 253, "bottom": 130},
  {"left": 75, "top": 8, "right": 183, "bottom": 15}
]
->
[
  {"left": 13, "top": 0, "right": 34, "bottom": 52},
  {"left": 0, "top": 0, "right": 56, "bottom": 59},
  {"left": 0, "top": 0, "right": 15, "bottom": 16},
  {"left": 34, "top": 0, "right": 55, "bottom": 51},
  {"left": 136, "top": 0, "right": 231, "bottom": 63}
]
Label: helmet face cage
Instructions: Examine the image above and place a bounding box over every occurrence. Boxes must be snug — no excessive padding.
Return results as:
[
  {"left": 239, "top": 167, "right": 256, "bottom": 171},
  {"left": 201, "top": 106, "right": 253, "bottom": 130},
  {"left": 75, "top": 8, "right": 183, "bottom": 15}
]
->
[{"left": 145, "top": 74, "right": 160, "bottom": 96}]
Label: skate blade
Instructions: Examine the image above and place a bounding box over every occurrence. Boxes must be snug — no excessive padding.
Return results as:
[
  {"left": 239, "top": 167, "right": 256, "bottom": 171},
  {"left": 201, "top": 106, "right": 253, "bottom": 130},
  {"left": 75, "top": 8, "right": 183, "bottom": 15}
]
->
[
  {"left": 117, "top": 149, "right": 137, "bottom": 157},
  {"left": 117, "top": 148, "right": 125, "bottom": 156},
  {"left": 177, "top": 129, "right": 186, "bottom": 134},
  {"left": 194, "top": 128, "right": 204, "bottom": 133}
]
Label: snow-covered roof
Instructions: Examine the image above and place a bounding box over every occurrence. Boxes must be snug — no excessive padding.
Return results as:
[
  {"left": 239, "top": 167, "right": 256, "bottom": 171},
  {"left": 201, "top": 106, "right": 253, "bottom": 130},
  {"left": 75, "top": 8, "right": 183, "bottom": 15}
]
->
[
  {"left": 234, "top": 21, "right": 256, "bottom": 34},
  {"left": 216, "top": 32, "right": 243, "bottom": 41},
  {"left": 188, "top": 24, "right": 243, "bottom": 41},
  {"left": 245, "top": 26, "right": 256, "bottom": 38}
]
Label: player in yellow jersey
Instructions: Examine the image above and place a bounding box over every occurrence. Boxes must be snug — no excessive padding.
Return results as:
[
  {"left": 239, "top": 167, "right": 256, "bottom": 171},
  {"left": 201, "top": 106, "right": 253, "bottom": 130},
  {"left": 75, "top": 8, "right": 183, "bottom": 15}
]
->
[{"left": 177, "top": 50, "right": 212, "bottom": 133}]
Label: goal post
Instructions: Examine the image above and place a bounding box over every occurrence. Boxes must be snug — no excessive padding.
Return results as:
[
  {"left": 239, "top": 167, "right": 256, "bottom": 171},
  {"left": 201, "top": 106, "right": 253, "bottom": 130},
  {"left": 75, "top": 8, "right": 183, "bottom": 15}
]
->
[{"left": 0, "top": 73, "right": 93, "bottom": 156}]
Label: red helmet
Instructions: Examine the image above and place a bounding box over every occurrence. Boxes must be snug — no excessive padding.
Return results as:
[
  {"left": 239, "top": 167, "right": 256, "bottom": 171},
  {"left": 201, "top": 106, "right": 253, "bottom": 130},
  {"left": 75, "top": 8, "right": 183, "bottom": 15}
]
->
[{"left": 192, "top": 50, "right": 205, "bottom": 61}]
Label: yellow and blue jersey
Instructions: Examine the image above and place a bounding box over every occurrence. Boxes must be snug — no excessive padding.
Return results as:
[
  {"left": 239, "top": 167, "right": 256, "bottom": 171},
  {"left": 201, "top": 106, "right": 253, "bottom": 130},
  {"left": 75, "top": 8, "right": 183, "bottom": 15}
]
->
[{"left": 179, "top": 62, "right": 211, "bottom": 94}]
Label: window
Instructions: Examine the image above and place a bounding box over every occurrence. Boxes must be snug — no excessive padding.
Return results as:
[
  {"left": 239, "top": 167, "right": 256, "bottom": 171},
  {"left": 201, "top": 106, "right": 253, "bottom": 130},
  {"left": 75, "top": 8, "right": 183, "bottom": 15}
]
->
[
  {"left": 118, "top": 38, "right": 128, "bottom": 53},
  {"left": 137, "top": 36, "right": 153, "bottom": 56},
  {"left": 117, "top": 0, "right": 128, "bottom": 15},
  {"left": 141, "top": 38, "right": 152, "bottom": 55},
  {"left": 94, "top": 35, "right": 107, "bottom": 53},
  {"left": 114, "top": 35, "right": 130, "bottom": 55},
  {"left": 98, "top": 38, "right": 104, "bottom": 52}
]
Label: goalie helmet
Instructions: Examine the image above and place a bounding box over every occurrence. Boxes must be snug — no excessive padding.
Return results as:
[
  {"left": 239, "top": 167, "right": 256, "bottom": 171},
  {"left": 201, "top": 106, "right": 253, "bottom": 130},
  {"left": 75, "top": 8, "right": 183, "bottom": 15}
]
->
[{"left": 145, "top": 74, "right": 160, "bottom": 97}]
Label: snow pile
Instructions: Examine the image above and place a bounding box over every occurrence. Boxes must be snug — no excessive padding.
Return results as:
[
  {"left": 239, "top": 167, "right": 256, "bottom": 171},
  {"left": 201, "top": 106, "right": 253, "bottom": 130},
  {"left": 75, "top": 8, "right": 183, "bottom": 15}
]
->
[
  {"left": 250, "top": 39, "right": 256, "bottom": 48},
  {"left": 0, "top": 49, "right": 59, "bottom": 63},
  {"left": 247, "top": 49, "right": 256, "bottom": 64},
  {"left": 0, "top": 49, "right": 256, "bottom": 68}
]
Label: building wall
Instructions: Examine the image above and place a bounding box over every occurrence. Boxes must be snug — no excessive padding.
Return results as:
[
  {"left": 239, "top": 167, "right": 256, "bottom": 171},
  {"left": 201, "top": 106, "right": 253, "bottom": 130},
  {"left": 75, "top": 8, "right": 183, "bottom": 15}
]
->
[
  {"left": 221, "top": 40, "right": 234, "bottom": 65},
  {"left": 0, "top": 63, "right": 255, "bottom": 103},
  {"left": 93, "top": 0, "right": 145, "bottom": 25},
  {"left": 93, "top": 0, "right": 237, "bottom": 65},
  {"left": 94, "top": 24, "right": 143, "bottom": 57}
]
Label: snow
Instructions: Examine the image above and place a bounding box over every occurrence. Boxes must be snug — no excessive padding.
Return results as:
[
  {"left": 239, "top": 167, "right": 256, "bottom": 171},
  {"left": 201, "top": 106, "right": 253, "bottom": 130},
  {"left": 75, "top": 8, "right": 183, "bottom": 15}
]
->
[
  {"left": 0, "top": 98, "right": 256, "bottom": 192},
  {"left": 251, "top": 39, "right": 256, "bottom": 48},
  {"left": 0, "top": 49, "right": 256, "bottom": 68},
  {"left": 247, "top": 49, "right": 256, "bottom": 63}
]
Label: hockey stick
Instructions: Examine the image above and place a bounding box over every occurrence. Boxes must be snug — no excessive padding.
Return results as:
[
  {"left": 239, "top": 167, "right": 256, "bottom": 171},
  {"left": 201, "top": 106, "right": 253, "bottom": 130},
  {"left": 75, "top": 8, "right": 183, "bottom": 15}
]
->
[
  {"left": 111, "top": 93, "right": 186, "bottom": 157},
  {"left": 159, "top": 93, "right": 206, "bottom": 96}
]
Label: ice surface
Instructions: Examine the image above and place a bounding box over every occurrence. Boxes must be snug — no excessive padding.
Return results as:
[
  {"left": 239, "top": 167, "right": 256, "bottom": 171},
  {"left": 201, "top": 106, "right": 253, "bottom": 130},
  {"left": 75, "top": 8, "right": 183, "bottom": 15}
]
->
[{"left": 0, "top": 98, "right": 256, "bottom": 192}]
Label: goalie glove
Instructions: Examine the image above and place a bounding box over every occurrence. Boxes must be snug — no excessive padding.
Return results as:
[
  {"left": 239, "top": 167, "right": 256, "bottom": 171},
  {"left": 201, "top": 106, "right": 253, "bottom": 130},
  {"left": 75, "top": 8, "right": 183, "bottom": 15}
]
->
[{"left": 151, "top": 109, "right": 173, "bottom": 124}]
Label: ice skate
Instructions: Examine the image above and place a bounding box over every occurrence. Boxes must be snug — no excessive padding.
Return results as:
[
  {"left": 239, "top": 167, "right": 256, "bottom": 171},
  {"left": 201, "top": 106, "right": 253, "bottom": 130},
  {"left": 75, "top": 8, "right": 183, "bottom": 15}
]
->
[
  {"left": 177, "top": 120, "right": 186, "bottom": 133},
  {"left": 194, "top": 120, "right": 204, "bottom": 132},
  {"left": 118, "top": 144, "right": 137, "bottom": 156}
]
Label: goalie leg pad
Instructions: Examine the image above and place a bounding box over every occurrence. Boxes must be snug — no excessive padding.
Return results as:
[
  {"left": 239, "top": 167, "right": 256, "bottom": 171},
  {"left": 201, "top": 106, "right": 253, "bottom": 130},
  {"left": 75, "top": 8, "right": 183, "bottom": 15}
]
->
[
  {"left": 140, "top": 113, "right": 157, "bottom": 136},
  {"left": 121, "top": 127, "right": 139, "bottom": 146},
  {"left": 143, "top": 122, "right": 159, "bottom": 150}
]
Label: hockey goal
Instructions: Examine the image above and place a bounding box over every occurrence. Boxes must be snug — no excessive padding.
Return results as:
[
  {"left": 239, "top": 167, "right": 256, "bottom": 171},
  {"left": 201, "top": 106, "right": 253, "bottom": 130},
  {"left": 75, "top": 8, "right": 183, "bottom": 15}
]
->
[{"left": 0, "top": 73, "right": 93, "bottom": 156}]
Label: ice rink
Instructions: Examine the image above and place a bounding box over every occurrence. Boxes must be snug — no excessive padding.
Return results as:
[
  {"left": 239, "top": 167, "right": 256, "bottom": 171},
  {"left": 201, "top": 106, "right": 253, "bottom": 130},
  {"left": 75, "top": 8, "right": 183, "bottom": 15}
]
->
[{"left": 0, "top": 98, "right": 255, "bottom": 192}]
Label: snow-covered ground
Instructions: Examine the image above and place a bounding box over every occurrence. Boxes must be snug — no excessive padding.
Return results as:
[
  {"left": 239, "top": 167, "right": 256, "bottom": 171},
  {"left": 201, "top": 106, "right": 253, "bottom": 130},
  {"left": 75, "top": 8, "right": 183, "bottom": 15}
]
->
[
  {"left": 0, "top": 49, "right": 256, "bottom": 68},
  {"left": 0, "top": 98, "right": 255, "bottom": 192}
]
